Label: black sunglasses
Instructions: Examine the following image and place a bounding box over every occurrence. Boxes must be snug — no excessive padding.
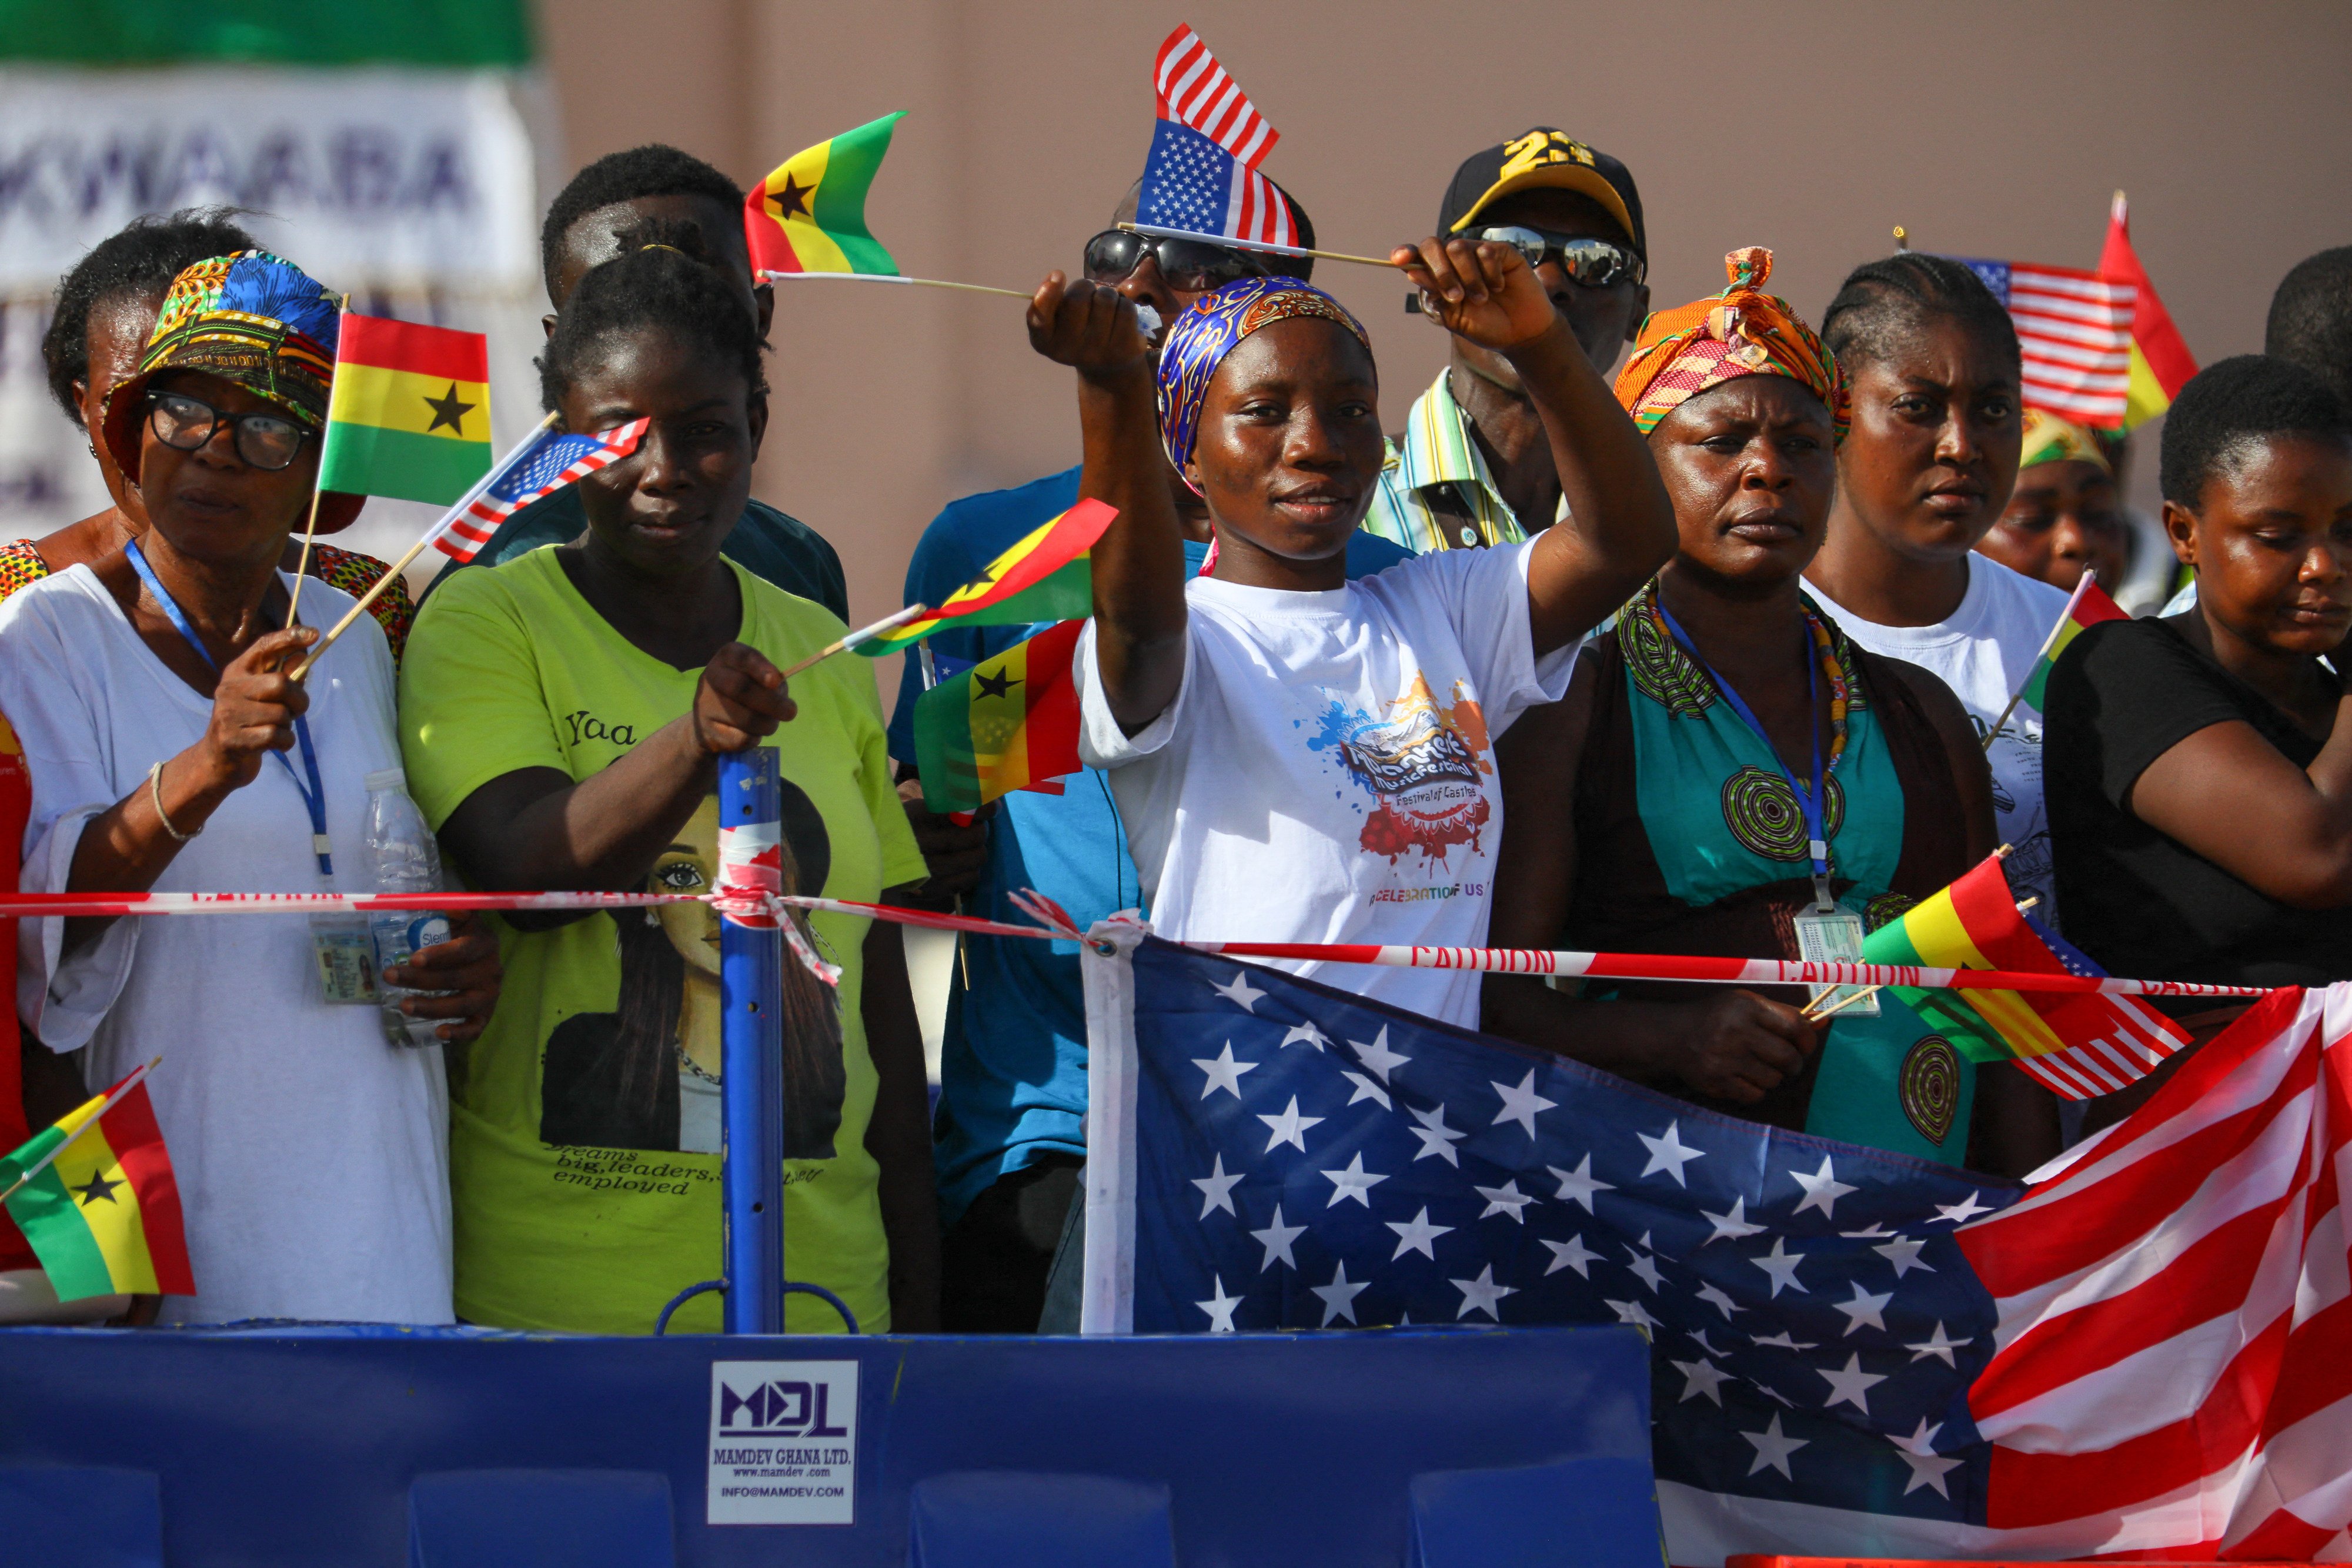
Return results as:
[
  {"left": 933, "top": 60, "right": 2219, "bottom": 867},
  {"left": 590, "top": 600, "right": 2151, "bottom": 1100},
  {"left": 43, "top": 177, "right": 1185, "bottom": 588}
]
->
[
  {"left": 1475, "top": 226, "right": 1645, "bottom": 289},
  {"left": 145, "top": 390, "right": 310, "bottom": 472},
  {"left": 1083, "top": 230, "right": 1273, "bottom": 293}
]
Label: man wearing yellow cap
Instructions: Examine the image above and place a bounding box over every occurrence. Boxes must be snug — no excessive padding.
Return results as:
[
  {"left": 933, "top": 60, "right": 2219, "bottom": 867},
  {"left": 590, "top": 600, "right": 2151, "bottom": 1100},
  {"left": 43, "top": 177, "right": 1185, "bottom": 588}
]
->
[{"left": 1362, "top": 128, "right": 1651, "bottom": 554}]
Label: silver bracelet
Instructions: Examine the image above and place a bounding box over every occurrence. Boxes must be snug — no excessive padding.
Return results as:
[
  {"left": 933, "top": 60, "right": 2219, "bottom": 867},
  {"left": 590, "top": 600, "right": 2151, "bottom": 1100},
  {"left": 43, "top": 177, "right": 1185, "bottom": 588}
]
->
[{"left": 148, "top": 761, "right": 198, "bottom": 842}]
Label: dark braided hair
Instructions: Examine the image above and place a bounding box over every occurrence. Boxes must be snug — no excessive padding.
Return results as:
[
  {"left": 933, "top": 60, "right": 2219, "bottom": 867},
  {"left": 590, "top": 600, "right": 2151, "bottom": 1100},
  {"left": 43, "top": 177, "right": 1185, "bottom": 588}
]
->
[
  {"left": 39, "top": 207, "right": 259, "bottom": 422},
  {"left": 537, "top": 216, "right": 769, "bottom": 416},
  {"left": 1820, "top": 253, "right": 2020, "bottom": 375},
  {"left": 2159, "top": 355, "right": 2350, "bottom": 509},
  {"left": 539, "top": 144, "right": 743, "bottom": 300},
  {"left": 2265, "top": 246, "right": 2352, "bottom": 413}
]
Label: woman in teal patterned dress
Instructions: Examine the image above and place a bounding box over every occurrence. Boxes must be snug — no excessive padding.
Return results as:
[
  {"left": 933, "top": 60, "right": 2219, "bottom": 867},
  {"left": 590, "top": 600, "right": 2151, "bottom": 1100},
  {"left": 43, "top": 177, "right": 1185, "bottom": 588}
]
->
[{"left": 1484, "top": 249, "right": 2054, "bottom": 1175}]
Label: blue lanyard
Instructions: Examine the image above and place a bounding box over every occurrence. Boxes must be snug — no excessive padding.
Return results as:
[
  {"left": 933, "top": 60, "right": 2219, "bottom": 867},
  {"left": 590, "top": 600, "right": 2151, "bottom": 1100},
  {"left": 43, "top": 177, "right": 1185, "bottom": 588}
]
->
[
  {"left": 124, "top": 540, "right": 334, "bottom": 878},
  {"left": 1652, "top": 597, "right": 1835, "bottom": 910}
]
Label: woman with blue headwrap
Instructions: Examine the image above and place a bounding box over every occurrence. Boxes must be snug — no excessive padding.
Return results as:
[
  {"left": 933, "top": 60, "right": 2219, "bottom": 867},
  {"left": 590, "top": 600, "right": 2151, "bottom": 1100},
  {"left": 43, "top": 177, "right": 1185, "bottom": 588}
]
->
[{"left": 1023, "top": 235, "right": 1673, "bottom": 1027}]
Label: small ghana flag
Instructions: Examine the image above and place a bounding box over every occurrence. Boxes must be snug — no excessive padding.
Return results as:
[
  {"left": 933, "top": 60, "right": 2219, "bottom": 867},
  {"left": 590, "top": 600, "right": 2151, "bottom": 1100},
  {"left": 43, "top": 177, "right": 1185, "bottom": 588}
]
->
[
  {"left": 2099, "top": 192, "right": 2199, "bottom": 429},
  {"left": 316, "top": 313, "right": 493, "bottom": 506},
  {"left": 0, "top": 1062, "right": 192, "bottom": 1301},
  {"left": 913, "top": 619, "right": 1085, "bottom": 814},
  {"left": 2020, "top": 573, "right": 2129, "bottom": 713},
  {"left": 745, "top": 112, "right": 905, "bottom": 278},
  {"left": 857, "top": 499, "right": 1117, "bottom": 657},
  {"left": 1861, "top": 854, "right": 2187, "bottom": 1099}
]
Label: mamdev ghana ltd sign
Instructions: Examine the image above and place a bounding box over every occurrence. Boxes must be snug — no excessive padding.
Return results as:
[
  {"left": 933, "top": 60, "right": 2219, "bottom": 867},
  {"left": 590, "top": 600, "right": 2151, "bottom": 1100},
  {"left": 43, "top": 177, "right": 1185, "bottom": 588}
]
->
[{"left": 706, "top": 1360, "right": 860, "bottom": 1526}]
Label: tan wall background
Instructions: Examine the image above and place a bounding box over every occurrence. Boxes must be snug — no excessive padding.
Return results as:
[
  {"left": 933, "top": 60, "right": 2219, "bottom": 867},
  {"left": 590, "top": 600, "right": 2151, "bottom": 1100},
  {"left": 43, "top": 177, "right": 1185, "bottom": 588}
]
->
[{"left": 539, "top": 0, "right": 2352, "bottom": 708}]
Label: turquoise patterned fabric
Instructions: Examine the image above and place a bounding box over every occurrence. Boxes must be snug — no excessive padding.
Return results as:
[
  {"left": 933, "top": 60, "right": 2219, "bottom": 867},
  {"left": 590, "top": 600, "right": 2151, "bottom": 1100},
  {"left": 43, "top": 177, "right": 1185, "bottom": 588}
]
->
[{"left": 1619, "top": 590, "right": 1904, "bottom": 911}]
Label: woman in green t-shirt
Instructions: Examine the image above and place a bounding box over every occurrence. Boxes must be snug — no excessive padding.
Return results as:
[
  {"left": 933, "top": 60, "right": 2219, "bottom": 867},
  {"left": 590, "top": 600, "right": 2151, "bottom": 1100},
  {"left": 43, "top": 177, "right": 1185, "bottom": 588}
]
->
[{"left": 399, "top": 226, "right": 937, "bottom": 1333}]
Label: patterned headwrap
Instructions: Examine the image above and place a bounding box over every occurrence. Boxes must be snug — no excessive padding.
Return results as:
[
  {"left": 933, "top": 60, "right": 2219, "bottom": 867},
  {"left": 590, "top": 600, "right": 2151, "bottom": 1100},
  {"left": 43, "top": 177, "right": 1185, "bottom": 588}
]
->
[
  {"left": 2019, "top": 407, "right": 2113, "bottom": 476},
  {"left": 1155, "top": 275, "right": 1372, "bottom": 488},
  {"left": 99, "top": 250, "right": 365, "bottom": 533},
  {"left": 1613, "top": 247, "right": 1849, "bottom": 443}
]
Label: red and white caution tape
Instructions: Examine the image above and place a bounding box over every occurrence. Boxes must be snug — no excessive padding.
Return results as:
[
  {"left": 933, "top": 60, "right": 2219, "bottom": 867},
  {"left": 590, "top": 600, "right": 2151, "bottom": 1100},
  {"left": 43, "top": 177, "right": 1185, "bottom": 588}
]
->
[{"left": 0, "top": 887, "right": 2272, "bottom": 998}]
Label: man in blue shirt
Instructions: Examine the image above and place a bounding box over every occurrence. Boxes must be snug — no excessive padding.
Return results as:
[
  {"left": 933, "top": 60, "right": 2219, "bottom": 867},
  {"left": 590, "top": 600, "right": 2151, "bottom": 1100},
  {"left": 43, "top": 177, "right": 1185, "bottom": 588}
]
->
[
  {"left": 891, "top": 179, "right": 1412, "bottom": 1330},
  {"left": 425, "top": 145, "right": 846, "bottom": 617}
]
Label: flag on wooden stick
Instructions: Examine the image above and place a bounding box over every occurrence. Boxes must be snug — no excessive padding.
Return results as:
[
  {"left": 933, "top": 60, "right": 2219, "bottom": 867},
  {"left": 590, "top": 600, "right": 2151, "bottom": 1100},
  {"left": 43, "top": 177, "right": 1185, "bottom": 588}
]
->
[
  {"left": 0, "top": 1062, "right": 192, "bottom": 1302},
  {"left": 316, "top": 314, "right": 493, "bottom": 506}
]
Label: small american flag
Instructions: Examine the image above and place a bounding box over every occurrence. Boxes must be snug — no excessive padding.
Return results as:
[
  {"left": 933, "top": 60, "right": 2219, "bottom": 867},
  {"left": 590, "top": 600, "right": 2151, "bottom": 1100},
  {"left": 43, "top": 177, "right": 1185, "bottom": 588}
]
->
[
  {"left": 429, "top": 419, "right": 650, "bottom": 562},
  {"left": 1959, "top": 258, "right": 2140, "bottom": 429},
  {"left": 1083, "top": 930, "right": 2352, "bottom": 1562},
  {"left": 1138, "top": 25, "right": 1295, "bottom": 249}
]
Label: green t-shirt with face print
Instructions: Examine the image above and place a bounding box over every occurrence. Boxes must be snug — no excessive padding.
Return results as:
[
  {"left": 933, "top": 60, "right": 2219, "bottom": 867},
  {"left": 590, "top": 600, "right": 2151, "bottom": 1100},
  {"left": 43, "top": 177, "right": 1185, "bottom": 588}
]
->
[{"left": 400, "top": 546, "right": 925, "bottom": 1333}]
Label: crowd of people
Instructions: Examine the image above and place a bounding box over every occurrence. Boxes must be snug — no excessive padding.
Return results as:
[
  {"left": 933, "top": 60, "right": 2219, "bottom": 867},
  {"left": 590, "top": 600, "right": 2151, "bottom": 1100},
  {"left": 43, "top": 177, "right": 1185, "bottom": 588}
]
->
[{"left": 1, "top": 124, "right": 2348, "bottom": 1335}]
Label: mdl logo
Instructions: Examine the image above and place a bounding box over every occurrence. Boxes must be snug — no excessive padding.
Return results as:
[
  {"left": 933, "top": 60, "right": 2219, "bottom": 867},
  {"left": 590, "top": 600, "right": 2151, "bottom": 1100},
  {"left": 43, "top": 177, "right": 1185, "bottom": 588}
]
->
[{"left": 717, "top": 1377, "right": 851, "bottom": 1437}]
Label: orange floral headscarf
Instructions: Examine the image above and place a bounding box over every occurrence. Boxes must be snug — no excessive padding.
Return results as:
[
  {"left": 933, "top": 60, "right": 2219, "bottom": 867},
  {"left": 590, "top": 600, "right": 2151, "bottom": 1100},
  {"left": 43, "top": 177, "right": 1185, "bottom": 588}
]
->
[{"left": 1613, "top": 247, "right": 1849, "bottom": 443}]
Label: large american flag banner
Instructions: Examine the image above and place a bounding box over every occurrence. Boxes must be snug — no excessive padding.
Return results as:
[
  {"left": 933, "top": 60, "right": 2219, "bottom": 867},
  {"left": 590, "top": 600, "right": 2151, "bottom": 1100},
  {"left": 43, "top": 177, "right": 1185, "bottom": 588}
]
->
[
  {"left": 1080, "top": 928, "right": 2352, "bottom": 1563},
  {"left": 1957, "top": 258, "right": 2140, "bottom": 429},
  {"left": 428, "top": 418, "right": 650, "bottom": 563},
  {"left": 1136, "top": 25, "right": 1296, "bottom": 249}
]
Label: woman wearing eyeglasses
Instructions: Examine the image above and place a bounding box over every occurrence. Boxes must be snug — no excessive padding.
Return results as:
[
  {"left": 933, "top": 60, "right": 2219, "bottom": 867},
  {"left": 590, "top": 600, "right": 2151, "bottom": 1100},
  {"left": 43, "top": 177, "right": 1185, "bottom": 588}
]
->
[
  {"left": 0, "top": 251, "right": 501, "bottom": 1325},
  {"left": 1362, "top": 129, "right": 1653, "bottom": 556},
  {"left": 12, "top": 212, "right": 418, "bottom": 661}
]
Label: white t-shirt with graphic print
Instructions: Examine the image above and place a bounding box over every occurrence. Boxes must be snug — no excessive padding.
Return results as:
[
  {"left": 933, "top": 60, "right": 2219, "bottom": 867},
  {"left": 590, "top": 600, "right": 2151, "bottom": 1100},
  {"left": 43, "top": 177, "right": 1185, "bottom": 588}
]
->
[{"left": 1078, "top": 540, "right": 1576, "bottom": 1028}]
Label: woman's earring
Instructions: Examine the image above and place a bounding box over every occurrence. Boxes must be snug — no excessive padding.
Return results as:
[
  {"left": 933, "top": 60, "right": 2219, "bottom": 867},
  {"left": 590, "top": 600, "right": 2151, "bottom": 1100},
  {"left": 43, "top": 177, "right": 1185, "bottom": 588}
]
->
[{"left": 644, "top": 908, "right": 661, "bottom": 928}]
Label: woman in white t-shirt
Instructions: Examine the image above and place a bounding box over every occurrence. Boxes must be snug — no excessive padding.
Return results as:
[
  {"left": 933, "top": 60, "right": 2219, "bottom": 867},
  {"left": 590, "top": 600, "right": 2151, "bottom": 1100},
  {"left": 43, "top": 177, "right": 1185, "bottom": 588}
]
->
[
  {"left": 1023, "top": 235, "right": 1674, "bottom": 1026},
  {"left": 0, "top": 252, "right": 501, "bottom": 1325},
  {"left": 1798, "top": 252, "right": 2072, "bottom": 916}
]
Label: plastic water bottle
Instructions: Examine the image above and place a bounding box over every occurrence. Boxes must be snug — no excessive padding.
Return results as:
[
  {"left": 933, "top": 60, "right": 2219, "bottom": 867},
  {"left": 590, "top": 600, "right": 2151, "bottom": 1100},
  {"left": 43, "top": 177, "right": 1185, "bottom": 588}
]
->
[{"left": 364, "top": 768, "right": 453, "bottom": 1049}]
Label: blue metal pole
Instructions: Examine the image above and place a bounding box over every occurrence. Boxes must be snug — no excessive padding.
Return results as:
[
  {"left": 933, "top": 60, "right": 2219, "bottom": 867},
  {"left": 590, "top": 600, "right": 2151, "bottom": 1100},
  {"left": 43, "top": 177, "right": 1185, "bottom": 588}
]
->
[{"left": 718, "top": 747, "right": 785, "bottom": 1335}]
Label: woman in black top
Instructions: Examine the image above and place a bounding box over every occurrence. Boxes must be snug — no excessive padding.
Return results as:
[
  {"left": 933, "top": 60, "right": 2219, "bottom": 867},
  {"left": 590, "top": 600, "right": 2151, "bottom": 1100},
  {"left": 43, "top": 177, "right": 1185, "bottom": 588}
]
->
[{"left": 2047, "top": 357, "right": 2352, "bottom": 1099}]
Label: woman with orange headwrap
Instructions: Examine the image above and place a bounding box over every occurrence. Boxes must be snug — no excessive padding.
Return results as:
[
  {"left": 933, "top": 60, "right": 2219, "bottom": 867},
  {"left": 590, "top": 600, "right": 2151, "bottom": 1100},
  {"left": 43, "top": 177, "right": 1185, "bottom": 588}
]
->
[{"left": 1484, "top": 250, "right": 2055, "bottom": 1175}]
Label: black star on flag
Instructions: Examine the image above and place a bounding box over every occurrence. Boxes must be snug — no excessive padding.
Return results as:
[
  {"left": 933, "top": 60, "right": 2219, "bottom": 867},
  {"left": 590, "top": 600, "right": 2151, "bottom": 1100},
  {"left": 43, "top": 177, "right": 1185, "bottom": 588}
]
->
[
  {"left": 422, "top": 382, "right": 475, "bottom": 435},
  {"left": 974, "top": 668, "right": 1020, "bottom": 701},
  {"left": 72, "top": 1168, "right": 123, "bottom": 1206},
  {"left": 772, "top": 173, "right": 815, "bottom": 219}
]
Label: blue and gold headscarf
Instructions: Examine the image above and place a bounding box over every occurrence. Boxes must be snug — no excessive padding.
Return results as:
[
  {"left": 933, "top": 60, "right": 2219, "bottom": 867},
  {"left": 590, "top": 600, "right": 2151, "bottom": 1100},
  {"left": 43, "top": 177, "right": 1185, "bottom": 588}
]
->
[{"left": 1155, "top": 275, "right": 1372, "bottom": 489}]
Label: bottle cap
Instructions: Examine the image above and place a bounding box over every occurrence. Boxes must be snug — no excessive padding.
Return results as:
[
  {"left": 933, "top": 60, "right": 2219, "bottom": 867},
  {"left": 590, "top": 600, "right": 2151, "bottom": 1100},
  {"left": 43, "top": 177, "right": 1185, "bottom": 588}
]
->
[{"left": 363, "top": 768, "right": 407, "bottom": 792}]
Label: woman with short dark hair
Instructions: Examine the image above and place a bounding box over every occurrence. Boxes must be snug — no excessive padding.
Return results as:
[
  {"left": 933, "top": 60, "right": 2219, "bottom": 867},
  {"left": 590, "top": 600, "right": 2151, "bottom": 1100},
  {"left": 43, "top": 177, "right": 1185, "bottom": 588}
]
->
[
  {"left": 2046, "top": 356, "right": 2352, "bottom": 1109},
  {"left": 400, "top": 223, "right": 937, "bottom": 1335},
  {"left": 1800, "top": 253, "right": 2073, "bottom": 920}
]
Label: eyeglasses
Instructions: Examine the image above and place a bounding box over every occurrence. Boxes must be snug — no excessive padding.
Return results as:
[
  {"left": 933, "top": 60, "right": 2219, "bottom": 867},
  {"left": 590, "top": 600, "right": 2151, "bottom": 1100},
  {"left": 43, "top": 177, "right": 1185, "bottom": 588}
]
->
[
  {"left": 145, "top": 390, "right": 310, "bottom": 472},
  {"left": 1084, "top": 229, "right": 1272, "bottom": 292},
  {"left": 1474, "top": 226, "right": 1645, "bottom": 289}
]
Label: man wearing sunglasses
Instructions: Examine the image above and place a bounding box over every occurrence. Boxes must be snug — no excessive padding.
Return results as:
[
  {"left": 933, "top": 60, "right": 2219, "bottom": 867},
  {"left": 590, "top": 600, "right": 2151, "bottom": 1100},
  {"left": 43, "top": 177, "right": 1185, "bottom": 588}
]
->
[
  {"left": 1363, "top": 128, "right": 1652, "bottom": 554},
  {"left": 890, "top": 176, "right": 1411, "bottom": 1333}
]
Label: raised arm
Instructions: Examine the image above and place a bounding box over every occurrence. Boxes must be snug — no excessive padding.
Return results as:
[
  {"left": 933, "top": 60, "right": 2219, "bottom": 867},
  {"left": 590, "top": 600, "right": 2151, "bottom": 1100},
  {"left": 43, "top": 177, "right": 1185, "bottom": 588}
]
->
[
  {"left": 1394, "top": 238, "right": 1674, "bottom": 652},
  {"left": 1028, "top": 273, "right": 1187, "bottom": 735}
]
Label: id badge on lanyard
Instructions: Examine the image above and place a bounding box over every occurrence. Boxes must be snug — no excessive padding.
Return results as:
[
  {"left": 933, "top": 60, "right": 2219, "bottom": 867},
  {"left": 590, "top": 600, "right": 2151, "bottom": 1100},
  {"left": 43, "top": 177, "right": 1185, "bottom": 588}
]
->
[
  {"left": 1655, "top": 599, "right": 1879, "bottom": 1018},
  {"left": 125, "top": 540, "right": 375, "bottom": 1004}
]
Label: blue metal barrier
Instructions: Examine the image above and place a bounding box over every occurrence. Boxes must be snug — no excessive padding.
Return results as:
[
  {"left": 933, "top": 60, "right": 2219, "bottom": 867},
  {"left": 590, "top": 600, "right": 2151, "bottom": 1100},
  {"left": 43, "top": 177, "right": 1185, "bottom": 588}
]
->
[{"left": 0, "top": 1322, "right": 1653, "bottom": 1567}]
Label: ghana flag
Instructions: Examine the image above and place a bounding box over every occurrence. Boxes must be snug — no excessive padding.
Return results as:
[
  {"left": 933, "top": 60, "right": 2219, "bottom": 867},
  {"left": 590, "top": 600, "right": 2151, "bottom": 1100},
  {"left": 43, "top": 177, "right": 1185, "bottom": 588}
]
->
[
  {"left": 1861, "top": 854, "right": 2187, "bottom": 1099},
  {"left": 2019, "top": 573, "right": 2128, "bottom": 713},
  {"left": 913, "top": 619, "right": 1084, "bottom": 814},
  {"left": 857, "top": 499, "right": 1117, "bottom": 657},
  {"left": 746, "top": 112, "right": 905, "bottom": 277},
  {"left": 316, "top": 313, "right": 493, "bottom": 506},
  {"left": 0, "top": 1062, "right": 192, "bottom": 1301}
]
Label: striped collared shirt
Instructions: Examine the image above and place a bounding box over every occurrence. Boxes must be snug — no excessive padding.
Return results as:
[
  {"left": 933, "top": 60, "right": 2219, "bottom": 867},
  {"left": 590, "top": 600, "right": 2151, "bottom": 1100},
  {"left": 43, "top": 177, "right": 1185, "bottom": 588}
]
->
[{"left": 1359, "top": 369, "right": 1566, "bottom": 554}]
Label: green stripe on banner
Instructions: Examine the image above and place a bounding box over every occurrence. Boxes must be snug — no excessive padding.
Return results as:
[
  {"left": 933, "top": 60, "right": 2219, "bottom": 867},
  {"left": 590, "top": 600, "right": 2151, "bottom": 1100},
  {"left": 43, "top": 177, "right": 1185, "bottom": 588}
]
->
[
  {"left": 1859, "top": 907, "right": 2009, "bottom": 1064},
  {"left": 810, "top": 112, "right": 903, "bottom": 275},
  {"left": 0, "top": 0, "right": 532, "bottom": 64},
  {"left": 1, "top": 1166, "right": 115, "bottom": 1300},
  {"left": 2019, "top": 660, "right": 2054, "bottom": 714},
  {"left": 317, "top": 422, "right": 492, "bottom": 507}
]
